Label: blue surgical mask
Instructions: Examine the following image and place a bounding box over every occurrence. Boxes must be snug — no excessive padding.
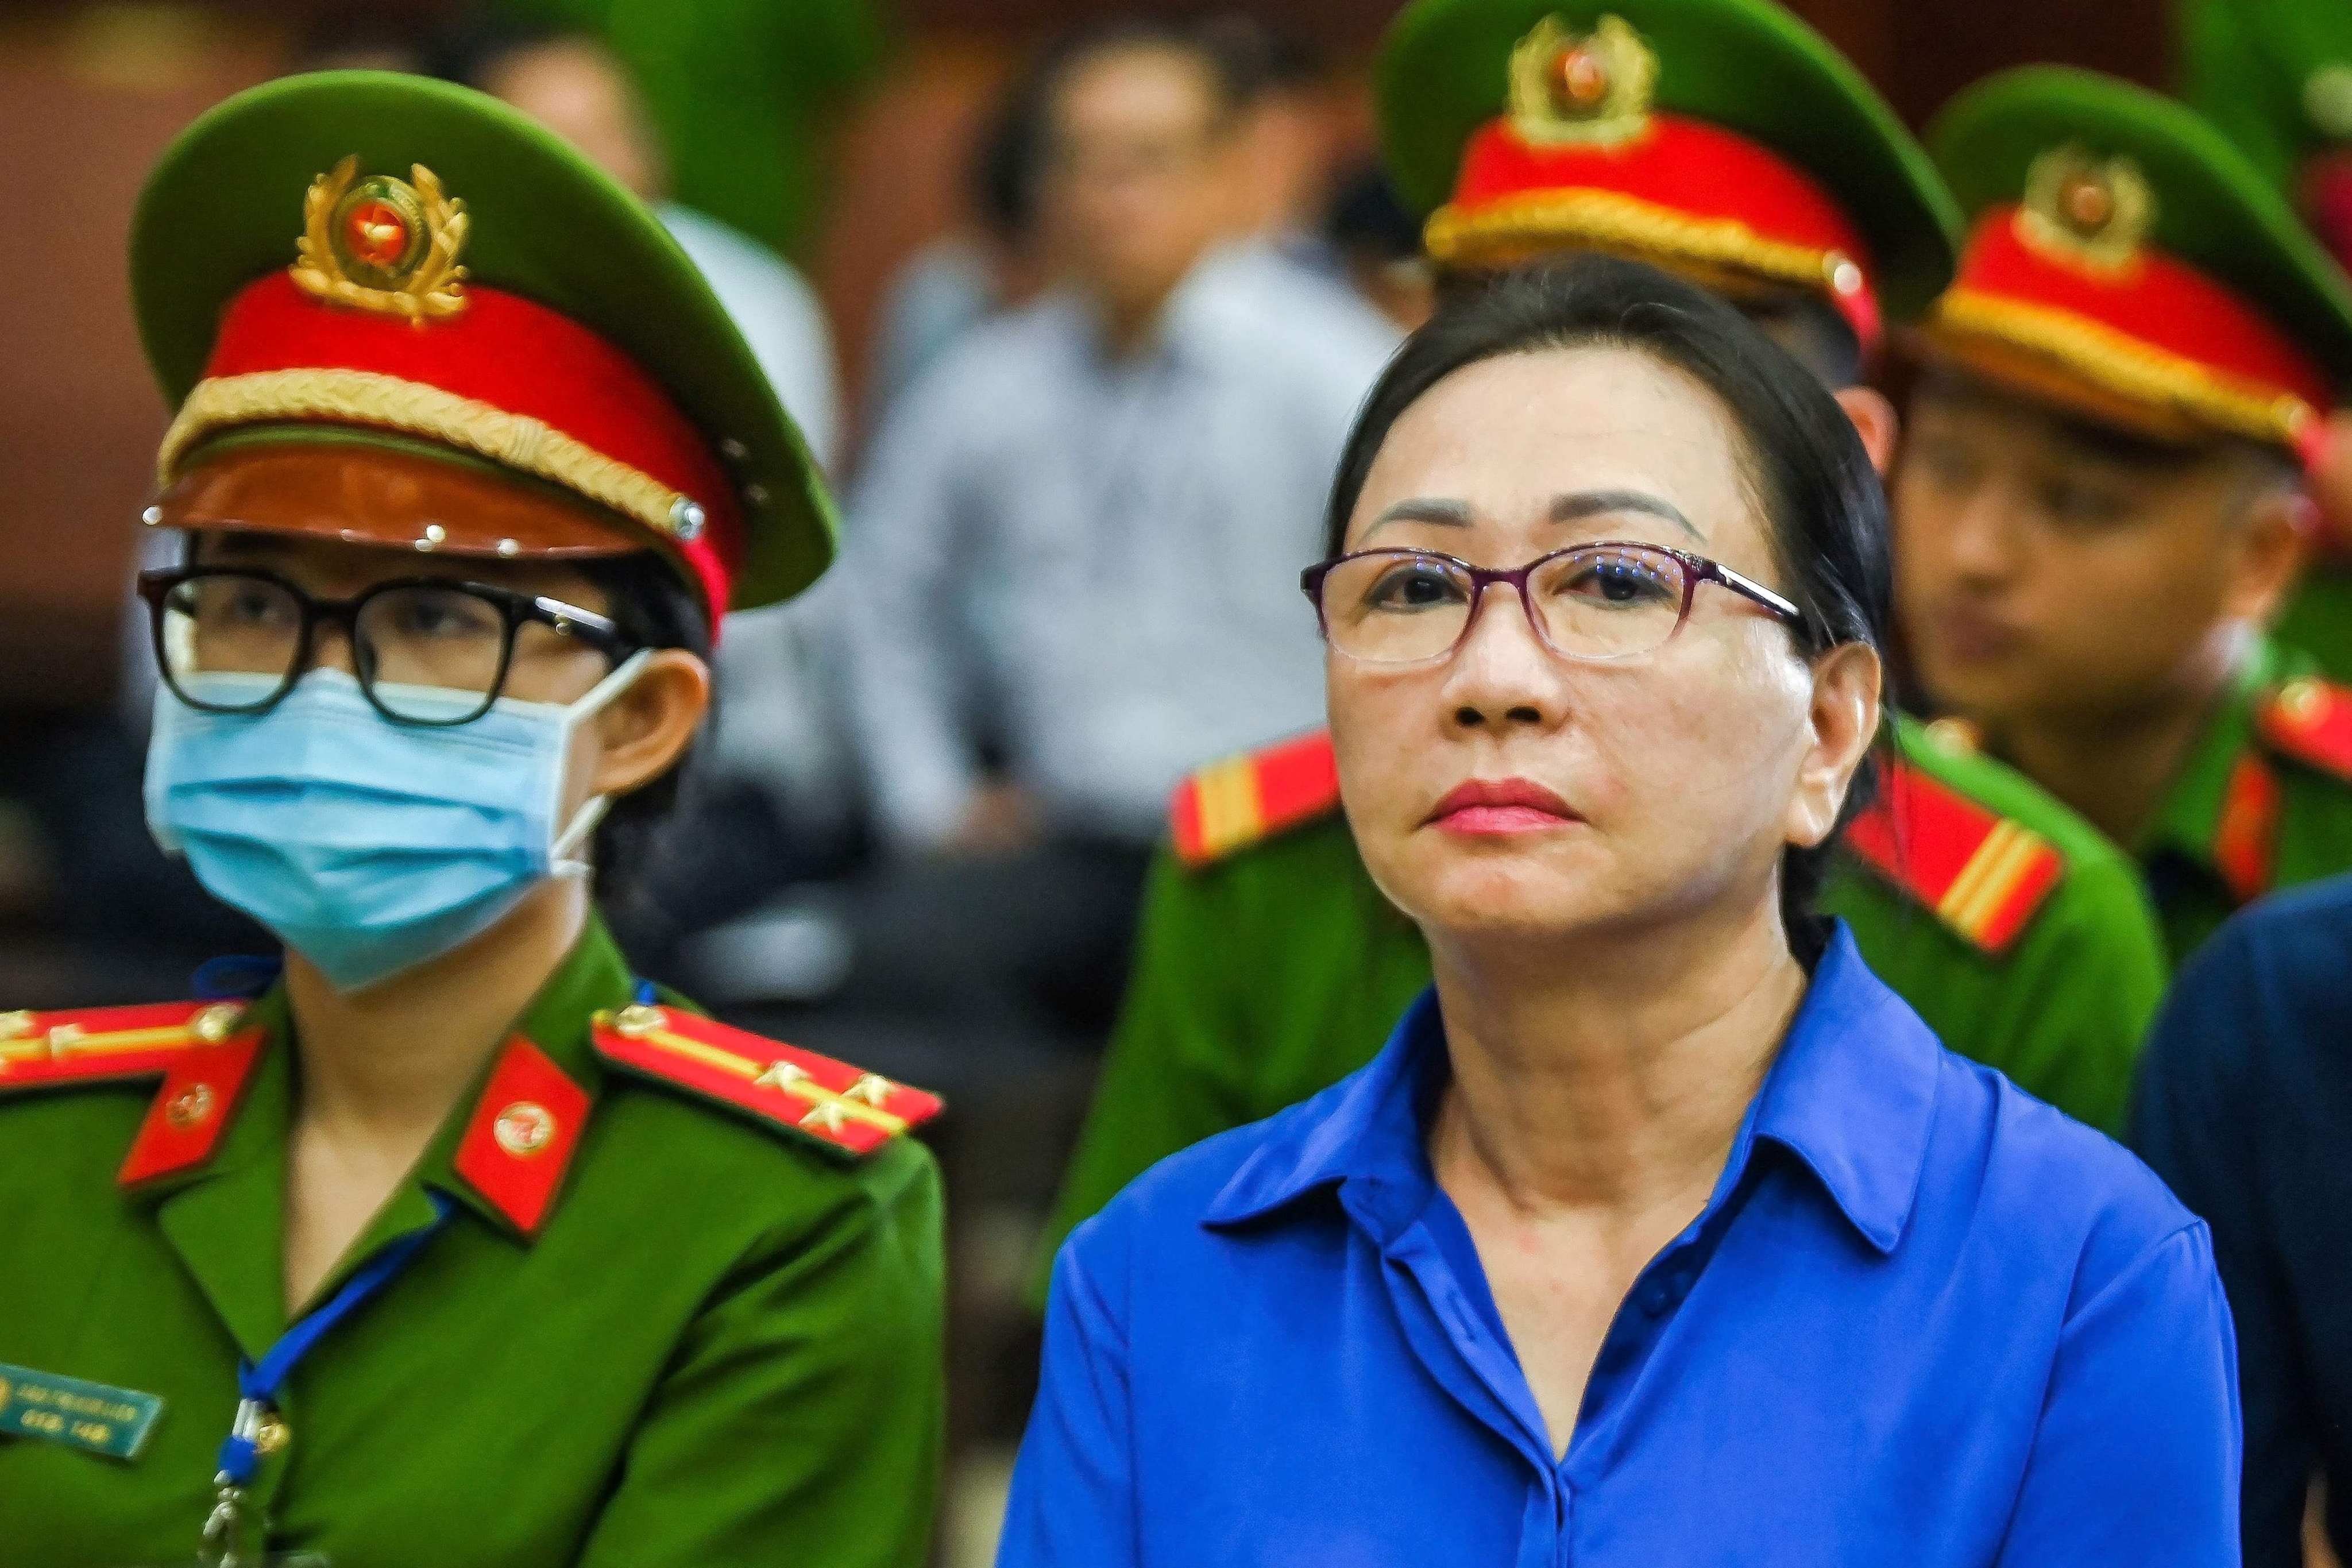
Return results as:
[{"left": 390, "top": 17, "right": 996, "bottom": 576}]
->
[{"left": 145, "top": 653, "right": 651, "bottom": 992}]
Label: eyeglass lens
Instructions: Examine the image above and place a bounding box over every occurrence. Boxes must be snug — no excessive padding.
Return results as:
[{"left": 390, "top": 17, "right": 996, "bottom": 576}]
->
[
  {"left": 1319, "top": 547, "right": 1693, "bottom": 665},
  {"left": 159, "top": 573, "right": 511, "bottom": 723}
]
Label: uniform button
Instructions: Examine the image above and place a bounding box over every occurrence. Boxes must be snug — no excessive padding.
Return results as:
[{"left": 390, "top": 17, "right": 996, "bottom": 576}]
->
[
  {"left": 253, "top": 1410, "right": 289, "bottom": 1456},
  {"left": 2280, "top": 678, "right": 2325, "bottom": 721}
]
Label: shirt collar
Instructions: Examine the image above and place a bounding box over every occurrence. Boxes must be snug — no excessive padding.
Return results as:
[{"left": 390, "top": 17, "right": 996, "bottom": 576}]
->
[
  {"left": 2144, "top": 637, "right": 2281, "bottom": 870},
  {"left": 1202, "top": 923, "right": 1939, "bottom": 1257},
  {"left": 126, "top": 914, "right": 631, "bottom": 1236}
]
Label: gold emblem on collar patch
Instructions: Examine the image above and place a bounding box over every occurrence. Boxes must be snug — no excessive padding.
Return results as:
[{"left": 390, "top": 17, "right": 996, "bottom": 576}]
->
[
  {"left": 291, "top": 155, "right": 471, "bottom": 322},
  {"left": 1508, "top": 14, "right": 1657, "bottom": 149},
  {"left": 165, "top": 1083, "right": 217, "bottom": 1130},
  {"left": 2018, "top": 144, "right": 2154, "bottom": 274},
  {"left": 493, "top": 1100, "right": 557, "bottom": 1158}
]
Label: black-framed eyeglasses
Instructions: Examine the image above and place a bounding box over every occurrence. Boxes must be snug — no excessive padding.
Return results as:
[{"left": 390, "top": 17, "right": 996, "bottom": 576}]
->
[
  {"left": 1300, "top": 541, "right": 1809, "bottom": 667},
  {"left": 136, "top": 567, "right": 637, "bottom": 727}
]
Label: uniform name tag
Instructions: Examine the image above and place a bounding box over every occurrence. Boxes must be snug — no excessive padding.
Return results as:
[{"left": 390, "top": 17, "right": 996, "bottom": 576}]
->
[{"left": 0, "top": 1362, "right": 164, "bottom": 1460}]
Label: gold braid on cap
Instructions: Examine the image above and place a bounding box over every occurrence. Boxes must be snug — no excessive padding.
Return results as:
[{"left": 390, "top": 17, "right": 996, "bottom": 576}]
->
[
  {"left": 1924, "top": 288, "right": 2316, "bottom": 450},
  {"left": 157, "top": 369, "right": 707, "bottom": 543},
  {"left": 1424, "top": 187, "right": 1858, "bottom": 302}
]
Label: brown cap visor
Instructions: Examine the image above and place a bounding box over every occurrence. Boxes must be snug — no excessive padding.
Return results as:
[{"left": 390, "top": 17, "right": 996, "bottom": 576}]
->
[{"left": 149, "top": 434, "right": 654, "bottom": 562}]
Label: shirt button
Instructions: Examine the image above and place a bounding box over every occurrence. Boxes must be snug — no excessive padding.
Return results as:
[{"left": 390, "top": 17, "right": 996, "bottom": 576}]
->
[{"left": 1637, "top": 1279, "right": 1672, "bottom": 1316}]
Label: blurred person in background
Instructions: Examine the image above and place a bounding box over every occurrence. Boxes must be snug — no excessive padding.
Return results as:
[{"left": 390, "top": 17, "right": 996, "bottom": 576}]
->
[
  {"left": 436, "top": 20, "right": 841, "bottom": 470},
  {"left": 1897, "top": 66, "right": 2352, "bottom": 965},
  {"left": 1203, "top": 17, "right": 1338, "bottom": 256},
  {"left": 867, "top": 17, "right": 1345, "bottom": 447},
  {"left": 866, "top": 51, "right": 1055, "bottom": 426},
  {"left": 2179, "top": 0, "right": 2352, "bottom": 690},
  {"left": 833, "top": 16, "right": 1397, "bottom": 1040},
  {"left": 0, "top": 73, "right": 941, "bottom": 1566},
  {"left": 505, "top": 0, "right": 887, "bottom": 260},
  {"left": 1038, "top": 0, "right": 2173, "bottom": 1284},
  {"left": 440, "top": 20, "right": 871, "bottom": 978},
  {"left": 1323, "top": 162, "right": 1438, "bottom": 333}
]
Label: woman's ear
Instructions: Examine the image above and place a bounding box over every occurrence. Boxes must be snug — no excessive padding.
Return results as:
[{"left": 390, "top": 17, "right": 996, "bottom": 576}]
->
[
  {"left": 1832, "top": 386, "right": 1900, "bottom": 476},
  {"left": 1786, "top": 640, "right": 1883, "bottom": 851},
  {"left": 586, "top": 650, "right": 711, "bottom": 800}
]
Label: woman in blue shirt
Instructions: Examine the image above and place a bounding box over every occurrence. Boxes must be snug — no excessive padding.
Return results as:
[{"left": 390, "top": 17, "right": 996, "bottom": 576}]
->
[{"left": 999, "top": 257, "right": 2241, "bottom": 1566}]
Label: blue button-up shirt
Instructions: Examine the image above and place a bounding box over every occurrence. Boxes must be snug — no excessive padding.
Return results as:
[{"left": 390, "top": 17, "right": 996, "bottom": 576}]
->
[{"left": 1002, "top": 927, "right": 2240, "bottom": 1567}]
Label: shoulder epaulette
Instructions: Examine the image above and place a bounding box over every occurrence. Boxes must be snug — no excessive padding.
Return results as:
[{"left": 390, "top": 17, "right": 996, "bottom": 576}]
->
[
  {"left": 1169, "top": 729, "right": 1342, "bottom": 868},
  {"left": 592, "top": 1005, "right": 942, "bottom": 1158},
  {"left": 0, "top": 1001, "right": 250, "bottom": 1092},
  {"left": 2258, "top": 677, "right": 2352, "bottom": 779},
  {"left": 1841, "top": 759, "right": 2065, "bottom": 955}
]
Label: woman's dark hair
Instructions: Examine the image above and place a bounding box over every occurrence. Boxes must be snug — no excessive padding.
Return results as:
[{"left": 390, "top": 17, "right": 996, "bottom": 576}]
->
[
  {"left": 1323, "top": 254, "right": 1892, "bottom": 964},
  {"left": 578, "top": 551, "right": 712, "bottom": 920}
]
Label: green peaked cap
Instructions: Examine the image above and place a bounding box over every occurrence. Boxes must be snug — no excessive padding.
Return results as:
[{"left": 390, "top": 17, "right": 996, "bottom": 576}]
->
[
  {"left": 1376, "top": 0, "right": 1960, "bottom": 320},
  {"left": 132, "top": 69, "right": 837, "bottom": 612},
  {"left": 1928, "top": 65, "right": 2352, "bottom": 385}
]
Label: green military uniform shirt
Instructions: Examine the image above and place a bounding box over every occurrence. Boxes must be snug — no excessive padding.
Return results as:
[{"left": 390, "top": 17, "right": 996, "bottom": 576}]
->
[
  {"left": 2137, "top": 639, "right": 2352, "bottom": 961},
  {"left": 2264, "top": 570, "right": 2352, "bottom": 696},
  {"left": 1040, "top": 716, "right": 2168, "bottom": 1279},
  {"left": 0, "top": 918, "right": 943, "bottom": 1568}
]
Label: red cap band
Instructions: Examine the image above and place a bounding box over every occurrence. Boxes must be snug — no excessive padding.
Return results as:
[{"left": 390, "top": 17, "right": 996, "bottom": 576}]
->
[
  {"left": 1951, "top": 207, "right": 2333, "bottom": 422},
  {"left": 176, "top": 273, "right": 743, "bottom": 615},
  {"left": 1435, "top": 114, "right": 1880, "bottom": 347}
]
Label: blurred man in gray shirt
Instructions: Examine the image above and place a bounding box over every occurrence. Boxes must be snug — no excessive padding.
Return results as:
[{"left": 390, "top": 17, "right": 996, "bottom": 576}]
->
[{"left": 840, "top": 18, "right": 1397, "bottom": 861}]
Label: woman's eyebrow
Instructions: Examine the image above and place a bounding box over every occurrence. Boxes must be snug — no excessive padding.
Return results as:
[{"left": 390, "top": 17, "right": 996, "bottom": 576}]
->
[
  {"left": 1550, "top": 489, "right": 1701, "bottom": 539},
  {"left": 1362, "top": 497, "right": 1474, "bottom": 536}
]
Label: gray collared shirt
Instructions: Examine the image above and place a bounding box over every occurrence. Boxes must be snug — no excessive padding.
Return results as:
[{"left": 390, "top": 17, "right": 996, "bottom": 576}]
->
[{"left": 837, "top": 243, "right": 1399, "bottom": 848}]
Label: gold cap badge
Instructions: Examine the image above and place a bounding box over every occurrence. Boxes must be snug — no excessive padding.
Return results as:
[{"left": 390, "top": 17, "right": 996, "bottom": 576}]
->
[
  {"left": 1509, "top": 14, "right": 1657, "bottom": 149},
  {"left": 291, "top": 156, "right": 470, "bottom": 323},
  {"left": 2017, "top": 145, "right": 2153, "bottom": 274}
]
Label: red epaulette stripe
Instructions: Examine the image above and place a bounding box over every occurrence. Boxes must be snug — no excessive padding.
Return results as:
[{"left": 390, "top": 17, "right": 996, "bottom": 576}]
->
[
  {"left": 591, "top": 1006, "right": 941, "bottom": 1158},
  {"left": 1842, "top": 761, "right": 2063, "bottom": 955},
  {"left": 2258, "top": 678, "right": 2352, "bottom": 779},
  {"left": 2214, "top": 754, "right": 2281, "bottom": 905},
  {"left": 1169, "top": 730, "right": 1342, "bottom": 867},
  {"left": 0, "top": 1001, "right": 250, "bottom": 1092}
]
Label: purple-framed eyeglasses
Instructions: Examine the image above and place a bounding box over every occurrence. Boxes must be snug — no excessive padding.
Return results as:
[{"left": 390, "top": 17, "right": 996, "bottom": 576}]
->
[{"left": 1299, "top": 540, "right": 1808, "bottom": 666}]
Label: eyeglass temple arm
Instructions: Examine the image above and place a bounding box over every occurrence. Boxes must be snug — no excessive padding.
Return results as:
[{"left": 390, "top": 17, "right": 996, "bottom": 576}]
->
[{"left": 1706, "top": 561, "right": 1806, "bottom": 627}]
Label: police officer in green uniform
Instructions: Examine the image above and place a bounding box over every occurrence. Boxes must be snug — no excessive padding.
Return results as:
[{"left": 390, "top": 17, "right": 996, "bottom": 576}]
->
[
  {"left": 0, "top": 74, "right": 942, "bottom": 1567},
  {"left": 1898, "top": 67, "right": 2352, "bottom": 965},
  {"left": 2176, "top": 0, "right": 2352, "bottom": 682},
  {"left": 1038, "top": 0, "right": 2175, "bottom": 1281}
]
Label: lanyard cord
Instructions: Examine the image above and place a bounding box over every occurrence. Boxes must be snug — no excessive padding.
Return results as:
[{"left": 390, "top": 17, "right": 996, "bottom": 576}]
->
[{"left": 214, "top": 1193, "right": 453, "bottom": 1489}]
